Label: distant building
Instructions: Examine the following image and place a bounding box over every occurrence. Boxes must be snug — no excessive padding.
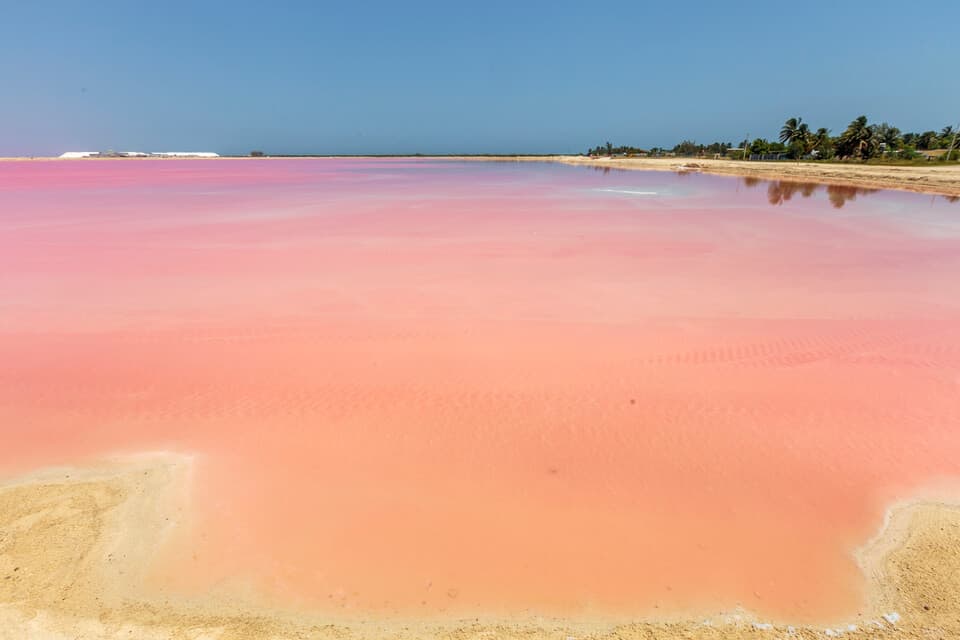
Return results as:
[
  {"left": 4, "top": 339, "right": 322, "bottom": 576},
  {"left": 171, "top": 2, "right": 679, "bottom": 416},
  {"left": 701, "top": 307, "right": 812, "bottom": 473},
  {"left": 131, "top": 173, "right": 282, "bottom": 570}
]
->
[
  {"left": 749, "top": 152, "right": 789, "bottom": 161},
  {"left": 59, "top": 150, "right": 219, "bottom": 159},
  {"left": 151, "top": 152, "right": 220, "bottom": 158},
  {"left": 58, "top": 151, "right": 99, "bottom": 159},
  {"left": 918, "top": 149, "right": 947, "bottom": 160}
]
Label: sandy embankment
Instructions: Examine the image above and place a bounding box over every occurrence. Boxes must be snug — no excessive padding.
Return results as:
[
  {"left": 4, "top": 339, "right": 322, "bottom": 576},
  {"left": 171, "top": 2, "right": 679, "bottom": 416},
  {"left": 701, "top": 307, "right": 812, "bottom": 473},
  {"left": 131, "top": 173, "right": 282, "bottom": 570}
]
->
[
  {"left": 1, "top": 458, "right": 959, "bottom": 639},
  {"left": 455, "top": 156, "right": 960, "bottom": 198}
]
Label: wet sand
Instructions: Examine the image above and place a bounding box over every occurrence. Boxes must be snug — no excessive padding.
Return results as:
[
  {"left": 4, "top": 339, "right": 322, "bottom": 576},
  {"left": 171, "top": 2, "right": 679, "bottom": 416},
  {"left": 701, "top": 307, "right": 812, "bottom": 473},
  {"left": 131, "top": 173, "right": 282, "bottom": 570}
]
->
[{"left": 1, "top": 455, "right": 958, "bottom": 639}]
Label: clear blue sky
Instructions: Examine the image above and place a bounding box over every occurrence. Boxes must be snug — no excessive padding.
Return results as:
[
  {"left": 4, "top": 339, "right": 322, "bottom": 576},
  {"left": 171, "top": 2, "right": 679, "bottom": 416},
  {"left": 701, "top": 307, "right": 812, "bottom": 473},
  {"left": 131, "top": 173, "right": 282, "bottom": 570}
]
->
[{"left": 2, "top": 0, "right": 958, "bottom": 156}]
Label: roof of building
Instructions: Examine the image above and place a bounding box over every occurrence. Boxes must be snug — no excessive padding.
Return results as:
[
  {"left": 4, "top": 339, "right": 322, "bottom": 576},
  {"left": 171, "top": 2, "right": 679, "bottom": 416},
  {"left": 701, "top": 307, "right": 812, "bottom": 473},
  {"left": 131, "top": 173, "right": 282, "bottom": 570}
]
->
[
  {"left": 151, "top": 152, "right": 220, "bottom": 157},
  {"left": 59, "top": 151, "right": 220, "bottom": 159},
  {"left": 58, "top": 151, "right": 99, "bottom": 158}
]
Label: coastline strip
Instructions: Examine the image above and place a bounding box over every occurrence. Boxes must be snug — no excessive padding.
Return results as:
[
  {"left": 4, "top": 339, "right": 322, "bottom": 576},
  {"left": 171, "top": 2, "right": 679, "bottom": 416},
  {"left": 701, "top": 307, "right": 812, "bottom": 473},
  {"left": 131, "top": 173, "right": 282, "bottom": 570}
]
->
[
  {"left": 2, "top": 155, "right": 958, "bottom": 198},
  {"left": 465, "top": 155, "right": 960, "bottom": 198}
]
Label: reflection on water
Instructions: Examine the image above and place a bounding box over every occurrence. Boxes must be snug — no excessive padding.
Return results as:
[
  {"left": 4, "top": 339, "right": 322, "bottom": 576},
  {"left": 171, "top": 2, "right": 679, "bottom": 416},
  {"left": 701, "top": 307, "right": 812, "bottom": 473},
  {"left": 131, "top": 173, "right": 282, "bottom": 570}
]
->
[
  {"left": 740, "top": 178, "right": 879, "bottom": 208},
  {"left": 822, "top": 184, "right": 880, "bottom": 209},
  {"left": 741, "top": 177, "right": 959, "bottom": 209},
  {"left": 589, "top": 169, "right": 957, "bottom": 208},
  {"left": 588, "top": 165, "right": 629, "bottom": 175}
]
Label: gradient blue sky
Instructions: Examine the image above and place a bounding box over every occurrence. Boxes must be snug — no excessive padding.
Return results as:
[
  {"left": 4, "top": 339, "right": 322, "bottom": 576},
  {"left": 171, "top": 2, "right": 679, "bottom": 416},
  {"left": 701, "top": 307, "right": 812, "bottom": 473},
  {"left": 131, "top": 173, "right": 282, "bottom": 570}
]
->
[{"left": 2, "top": 0, "right": 958, "bottom": 156}]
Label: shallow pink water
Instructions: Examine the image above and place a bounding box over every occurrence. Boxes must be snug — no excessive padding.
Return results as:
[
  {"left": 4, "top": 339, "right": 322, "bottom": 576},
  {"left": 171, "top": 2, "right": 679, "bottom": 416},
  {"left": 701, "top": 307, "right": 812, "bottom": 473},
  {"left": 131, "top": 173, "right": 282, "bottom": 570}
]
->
[{"left": 1, "top": 159, "right": 959, "bottom": 621}]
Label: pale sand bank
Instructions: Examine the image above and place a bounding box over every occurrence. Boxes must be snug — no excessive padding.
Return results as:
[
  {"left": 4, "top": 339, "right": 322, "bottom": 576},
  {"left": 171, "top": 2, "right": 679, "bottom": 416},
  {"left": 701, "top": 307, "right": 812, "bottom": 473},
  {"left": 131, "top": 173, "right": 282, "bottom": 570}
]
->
[
  {"left": 464, "top": 156, "right": 960, "bottom": 198},
  {"left": 1, "top": 457, "right": 959, "bottom": 639}
]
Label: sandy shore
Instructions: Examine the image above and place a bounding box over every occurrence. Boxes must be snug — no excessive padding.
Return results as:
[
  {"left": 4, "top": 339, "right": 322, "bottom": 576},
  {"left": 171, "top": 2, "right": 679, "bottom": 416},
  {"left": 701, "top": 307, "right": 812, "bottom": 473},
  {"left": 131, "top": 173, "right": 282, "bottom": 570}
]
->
[
  {"left": 4, "top": 155, "right": 959, "bottom": 197},
  {"left": 452, "top": 156, "right": 960, "bottom": 198},
  {"left": 1, "top": 457, "right": 958, "bottom": 639}
]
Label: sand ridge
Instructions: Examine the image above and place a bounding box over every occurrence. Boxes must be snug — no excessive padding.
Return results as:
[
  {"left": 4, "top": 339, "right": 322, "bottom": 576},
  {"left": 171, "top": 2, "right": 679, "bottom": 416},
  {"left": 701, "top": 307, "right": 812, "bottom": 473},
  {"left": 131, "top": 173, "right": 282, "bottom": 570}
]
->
[
  {"left": 465, "top": 156, "right": 960, "bottom": 198},
  {"left": 1, "top": 457, "right": 959, "bottom": 639}
]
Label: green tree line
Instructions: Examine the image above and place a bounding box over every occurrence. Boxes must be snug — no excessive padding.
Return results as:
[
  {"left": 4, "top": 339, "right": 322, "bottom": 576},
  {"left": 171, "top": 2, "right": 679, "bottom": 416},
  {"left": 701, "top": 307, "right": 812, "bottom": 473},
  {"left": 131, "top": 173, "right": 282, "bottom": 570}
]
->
[{"left": 587, "top": 115, "right": 959, "bottom": 161}]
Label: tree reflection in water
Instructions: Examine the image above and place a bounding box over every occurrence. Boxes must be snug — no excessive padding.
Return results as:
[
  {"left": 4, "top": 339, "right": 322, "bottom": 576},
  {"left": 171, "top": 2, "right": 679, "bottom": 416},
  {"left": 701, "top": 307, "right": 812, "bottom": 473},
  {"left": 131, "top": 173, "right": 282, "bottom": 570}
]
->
[{"left": 740, "top": 178, "right": 880, "bottom": 209}]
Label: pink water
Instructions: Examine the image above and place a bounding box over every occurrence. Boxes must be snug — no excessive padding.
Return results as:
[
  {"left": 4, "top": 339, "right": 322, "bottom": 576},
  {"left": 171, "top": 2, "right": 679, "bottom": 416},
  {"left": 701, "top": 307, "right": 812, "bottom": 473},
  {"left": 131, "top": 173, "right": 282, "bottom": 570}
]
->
[{"left": 1, "top": 159, "right": 959, "bottom": 621}]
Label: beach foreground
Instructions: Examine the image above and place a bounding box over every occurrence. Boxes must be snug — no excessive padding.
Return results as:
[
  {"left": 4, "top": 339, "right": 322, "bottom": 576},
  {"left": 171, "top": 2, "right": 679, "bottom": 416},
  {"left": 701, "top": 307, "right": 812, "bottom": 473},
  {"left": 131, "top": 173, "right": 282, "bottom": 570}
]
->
[{"left": 0, "top": 456, "right": 958, "bottom": 640}]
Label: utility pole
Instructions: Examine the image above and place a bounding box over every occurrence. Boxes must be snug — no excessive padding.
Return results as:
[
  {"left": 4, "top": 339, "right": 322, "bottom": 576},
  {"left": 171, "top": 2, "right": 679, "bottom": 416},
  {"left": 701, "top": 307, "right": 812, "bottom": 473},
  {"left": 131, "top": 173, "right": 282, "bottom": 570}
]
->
[{"left": 947, "top": 121, "right": 960, "bottom": 162}]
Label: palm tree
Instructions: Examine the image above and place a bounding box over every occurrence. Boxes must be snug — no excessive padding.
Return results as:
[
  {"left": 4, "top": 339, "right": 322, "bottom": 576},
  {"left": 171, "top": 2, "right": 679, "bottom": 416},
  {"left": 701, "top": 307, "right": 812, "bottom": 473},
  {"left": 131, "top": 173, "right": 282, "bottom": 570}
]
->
[
  {"left": 917, "top": 131, "right": 938, "bottom": 150},
  {"left": 798, "top": 124, "right": 813, "bottom": 155},
  {"left": 939, "top": 126, "right": 956, "bottom": 151},
  {"left": 780, "top": 117, "right": 811, "bottom": 158},
  {"left": 780, "top": 117, "right": 808, "bottom": 144},
  {"left": 813, "top": 128, "right": 832, "bottom": 157},
  {"left": 837, "top": 116, "right": 875, "bottom": 160},
  {"left": 873, "top": 123, "right": 902, "bottom": 151},
  {"left": 947, "top": 125, "right": 959, "bottom": 161}
]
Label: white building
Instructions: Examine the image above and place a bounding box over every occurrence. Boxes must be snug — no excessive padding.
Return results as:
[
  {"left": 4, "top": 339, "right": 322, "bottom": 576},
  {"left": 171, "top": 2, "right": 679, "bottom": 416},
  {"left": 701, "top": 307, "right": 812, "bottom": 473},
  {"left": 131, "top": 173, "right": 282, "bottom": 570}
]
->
[
  {"left": 151, "top": 152, "right": 220, "bottom": 158},
  {"left": 58, "top": 151, "right": 99, "bottom": 159},
  {"left": 59, "top": 150, "right": 220, "bottom": 159}
]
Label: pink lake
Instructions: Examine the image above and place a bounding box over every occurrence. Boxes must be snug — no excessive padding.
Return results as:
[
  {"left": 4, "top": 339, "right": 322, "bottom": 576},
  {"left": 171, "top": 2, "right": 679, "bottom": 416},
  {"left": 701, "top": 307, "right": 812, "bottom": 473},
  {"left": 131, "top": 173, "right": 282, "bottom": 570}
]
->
[{"left": 1, "top": 158, "right": 959, "bottom": 622}]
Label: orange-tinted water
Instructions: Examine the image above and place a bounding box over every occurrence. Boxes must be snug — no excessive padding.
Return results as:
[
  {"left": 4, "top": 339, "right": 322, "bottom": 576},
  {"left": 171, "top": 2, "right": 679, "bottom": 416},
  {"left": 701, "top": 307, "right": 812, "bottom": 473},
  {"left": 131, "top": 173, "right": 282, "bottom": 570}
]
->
[{"left": 1, "top": 159, "right": 959, "bottom": 621}]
